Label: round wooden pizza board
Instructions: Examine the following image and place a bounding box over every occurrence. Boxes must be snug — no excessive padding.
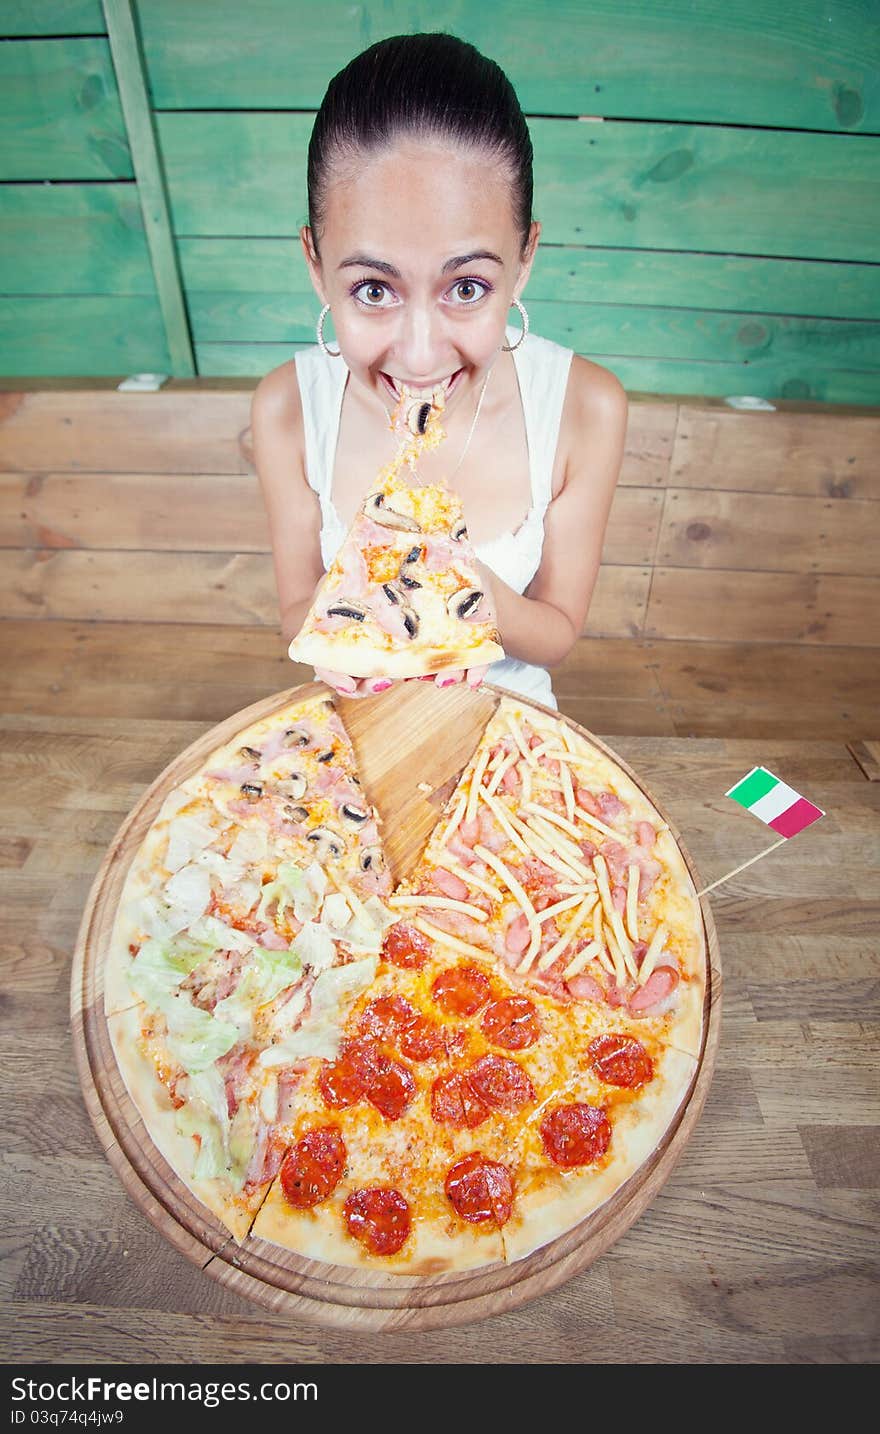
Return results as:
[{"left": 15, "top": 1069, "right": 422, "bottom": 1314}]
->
[{"left": 71, "top": 680, "right": 722, "bottom": 1332}]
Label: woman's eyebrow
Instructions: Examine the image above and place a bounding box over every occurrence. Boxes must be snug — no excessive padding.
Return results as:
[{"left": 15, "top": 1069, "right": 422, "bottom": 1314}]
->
[
  {"left": 442, "top": 251, "right": 504, "bottom": 272},
  {"left": 338, "top": 251, "right": 504, "bottom": 276},
  {"left": 338, "top": 254, "right": 400, "bottom": 276}
]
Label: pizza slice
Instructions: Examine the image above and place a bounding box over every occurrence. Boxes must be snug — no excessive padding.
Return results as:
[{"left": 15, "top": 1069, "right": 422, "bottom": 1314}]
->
[
  {"left": 104, "top": 690, "right": 402, "bottom": 1240},
  {"left": 288, "top": 393, "right": 504, "bottom": 679},
  {"left": 386, "top": 696, "right": 706, "bottom": 1061}
]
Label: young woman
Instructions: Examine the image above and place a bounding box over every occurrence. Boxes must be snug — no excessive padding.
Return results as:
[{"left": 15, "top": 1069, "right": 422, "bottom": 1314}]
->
[{"left": 252, "top": 33, "right": 628, "bottom": 708}]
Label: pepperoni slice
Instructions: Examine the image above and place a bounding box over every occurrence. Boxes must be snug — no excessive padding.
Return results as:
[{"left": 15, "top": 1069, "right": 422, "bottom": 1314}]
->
[
  {"left": 382, "top": 922, "right": 431, "bottom": 969},
  {"left": 431, "top": 964, "right": 492, "bottom": 1018},
  {"left": 588, "top": 1033, "right": 654, "bottom": 1089},
  {"left": 466, "top": 1054, "right": 535, "bottom": 1113},
  {"left": 398, "top": 1014, "right": 445, "bottom": 1062},
  {"left": 280, "top": 1126, "right": 346, "bottom": 1209},
  {"left": 358, "top": 995, "right": 417, "bottom": 1042},
  {"left": 445, "top": 1152, "right": 514, "bottom": 1227},
  {"left": 480, "top": 996, "right": 541, "bottom": 1051},
  {"left": 365, "top": 1053, "right": 416, "bottom": 1120},
  {"left": 540, "top": 1103, "right": 611, "bottom": 1167},
  {"left": 431, "top": 1070, "right": 490, "bottom": 1128},
  {"left": 318, "top": 1041, "right": 370, "bottom": 1108},
  {"left": 343, "top": 1187, "right": 411, "bottom": 1255}
]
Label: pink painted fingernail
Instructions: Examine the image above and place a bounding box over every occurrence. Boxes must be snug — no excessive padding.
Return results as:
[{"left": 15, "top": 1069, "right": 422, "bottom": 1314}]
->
[
  {"left": 438, "top": 678, "right": 458, "bottom": 688},
  {"left": 371, "top": 680, "right": 393, "bottom": 693}
]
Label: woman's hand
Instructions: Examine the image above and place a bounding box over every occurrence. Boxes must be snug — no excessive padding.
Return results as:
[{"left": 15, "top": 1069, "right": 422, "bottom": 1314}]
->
[{"left": 314, "top": 668, "right": 394, "bottom": 698}]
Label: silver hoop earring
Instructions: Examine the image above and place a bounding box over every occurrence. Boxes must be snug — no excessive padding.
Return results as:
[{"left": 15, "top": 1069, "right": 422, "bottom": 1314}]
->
[
  {"left": 501, "top": 297, "right": 529, "bottom": 352},
  {"left": 316, "top": 303, "right": 341, "bottom": 358}
]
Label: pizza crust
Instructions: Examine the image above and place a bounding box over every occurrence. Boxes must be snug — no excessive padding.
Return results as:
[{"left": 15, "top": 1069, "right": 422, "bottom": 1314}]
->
[
  {"left": 251, "top": 1183, "right": 505, "bottom": 1274},
  {"left": 289, "top": 630, "right": 504, "bottom": 680}
]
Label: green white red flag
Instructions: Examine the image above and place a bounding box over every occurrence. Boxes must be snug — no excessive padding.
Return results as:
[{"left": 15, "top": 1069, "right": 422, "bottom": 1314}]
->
[{"left": 726, "top": 767, "right": 824, "bottom": 838}]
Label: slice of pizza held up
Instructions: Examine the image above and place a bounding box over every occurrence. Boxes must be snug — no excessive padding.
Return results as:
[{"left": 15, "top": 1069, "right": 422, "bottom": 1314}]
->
[{"left": 288, "top": 389, "right": 505, "bottom": 680}]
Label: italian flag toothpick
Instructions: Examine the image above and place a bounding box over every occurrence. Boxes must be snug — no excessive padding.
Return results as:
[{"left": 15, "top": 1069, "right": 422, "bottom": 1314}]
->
[
  {"left": 697, "top": 767, "right": 825, "bottom": 897},
  {"left": 725, "top": 767, "right": 824, "bottom": 837}
]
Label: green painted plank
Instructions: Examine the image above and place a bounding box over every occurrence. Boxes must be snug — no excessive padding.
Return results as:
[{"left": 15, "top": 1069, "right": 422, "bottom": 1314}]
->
[
  {"left": 2, "top": 1, "right": 104, "bottom": 35},
  {"left": 0, "top": 38, "right": 131, "bottom": 179},
  {"left": 156, "top": 113, "right": 880, "bottom": 263},
  {"left": 193, "top": 341, "right": 880, "bottom": 405},
  {"left": 0, "top": 297, "right": 170, "bottom": 375},
  {"left": 0, "top": 183, "right": 155, "bottom": 294},
  {"left": 104, "top": 0, "right": 194, "bottom": 376},
  {"left": 178, "top": 237, "right": 880, "bottom": 322},
  {"left": 138, "top": 0, "right": 880, "bottom": 133}
]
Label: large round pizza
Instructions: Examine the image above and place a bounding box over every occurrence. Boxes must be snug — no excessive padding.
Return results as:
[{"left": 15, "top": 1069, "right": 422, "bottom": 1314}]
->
[{"left": 102, "top": 685, "right": 707, "bottom": 1274}]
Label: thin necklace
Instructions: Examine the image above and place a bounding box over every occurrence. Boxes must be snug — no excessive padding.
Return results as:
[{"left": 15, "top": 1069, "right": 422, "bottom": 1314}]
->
[
  {"left": 448, "top": 367, "right": 492, "bottom": 479},
  {"left": 379, "top": 367, "right": 493, "bottom": 482}
]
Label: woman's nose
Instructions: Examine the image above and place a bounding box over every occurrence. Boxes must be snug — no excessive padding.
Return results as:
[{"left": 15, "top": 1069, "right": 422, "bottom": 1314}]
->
[{"left": 393, "top": 303, "right": 448, "bottom": 379}]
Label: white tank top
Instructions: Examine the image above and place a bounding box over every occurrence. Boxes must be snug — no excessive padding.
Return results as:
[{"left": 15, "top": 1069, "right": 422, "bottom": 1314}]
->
[{"left": 294, "top": 327, "right": 574, "bottom": 708}]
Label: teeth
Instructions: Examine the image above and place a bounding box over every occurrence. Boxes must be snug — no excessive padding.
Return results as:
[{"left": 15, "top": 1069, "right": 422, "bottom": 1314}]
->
[{"left": 392, "top": 373, "right": 456, "bottom": 401}]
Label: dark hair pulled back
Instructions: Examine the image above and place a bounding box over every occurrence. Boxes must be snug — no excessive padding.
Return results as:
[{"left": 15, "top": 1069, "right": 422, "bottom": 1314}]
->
[{"left": 307, "top": 33, "right": 533, "bottom": 256}]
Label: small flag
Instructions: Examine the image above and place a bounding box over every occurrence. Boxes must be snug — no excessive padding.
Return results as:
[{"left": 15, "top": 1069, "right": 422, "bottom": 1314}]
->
[{"left": 726, "top": 767, "right": 824, "bottom": 838}]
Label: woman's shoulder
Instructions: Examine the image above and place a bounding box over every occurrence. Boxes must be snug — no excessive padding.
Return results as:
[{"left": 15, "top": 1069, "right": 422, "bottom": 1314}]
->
[
  {"left": 251, "top": 356, "right": 303, "bottom": 436},
  {"left": 525, "top": 329, "right": 627, "bottom": 422},
  {"left": 551, "top": 347, "right": 628, "bottom": 499}
]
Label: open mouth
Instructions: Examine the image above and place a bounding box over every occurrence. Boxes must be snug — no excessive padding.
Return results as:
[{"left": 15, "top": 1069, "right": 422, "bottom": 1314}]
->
[{"left": 380, "top": 368, "right": 465, "bottom": 405}]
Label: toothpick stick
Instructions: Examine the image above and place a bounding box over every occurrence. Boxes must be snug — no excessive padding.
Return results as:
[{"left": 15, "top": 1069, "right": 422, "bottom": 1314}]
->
[{"left": 697, "top": 837, "right": 787, "bottom": 897}]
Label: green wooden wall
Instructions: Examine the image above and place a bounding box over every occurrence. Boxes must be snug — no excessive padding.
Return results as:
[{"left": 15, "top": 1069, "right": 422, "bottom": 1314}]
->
[{"left": 1, "top": 0, "right": 879, "bottom": 402}]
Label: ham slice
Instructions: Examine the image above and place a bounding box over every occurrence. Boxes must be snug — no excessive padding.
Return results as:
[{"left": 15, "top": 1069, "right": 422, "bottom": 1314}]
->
[
  {"left": 566, "top": 973, "right": 604, "bottom": 1002},
  {"left": 629, "top": 965, "right": 679, "bottom": 1014},
  {"left": 432, "top": 867, "right": 470, "bottom": 902}
]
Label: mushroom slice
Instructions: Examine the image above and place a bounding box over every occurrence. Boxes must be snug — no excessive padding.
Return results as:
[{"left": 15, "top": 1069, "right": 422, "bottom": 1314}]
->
[
  {"left": 401, "top": 607, "right": 420, "bottom": 639},
  {"left": 451, "top": 518, "right": 468, "bottom": 542},
  {"left": 238, "top": 745, "right": 262, "bottom": 761},
  {"left": 359, "top": 845, "right": 385, "bottom": 873},
  {"left": 282, "top": 725, "right": 311, "bottom": 749},
  {"left": 382, "top": 583, "right": 402, "bottom": 605},
  {"left": 282, "top": 804, "right": 308, "bottom": 823},
  {"left": 341, "top": 802, "right": 371, "bottom": 824},
  {"left": 326, "top": 601, "right": 367, "bottom": 622},
  {"left": 306, "top": 826, "right": 347, "bottom": 862},
  {"left": 408, "top": 400, "right": 433, "bottom": 436},
  {"left": 447, "top": 588, "right": 484, "bottom": 621},
  {"left": 277, "top": 772, "right": 307, "bottom": 801},
  {"left": 362, "top": 492, "right": 421, "bottom": 533},
  {"left": 240, "top": 782, "right": 263, "bottom": 802}
]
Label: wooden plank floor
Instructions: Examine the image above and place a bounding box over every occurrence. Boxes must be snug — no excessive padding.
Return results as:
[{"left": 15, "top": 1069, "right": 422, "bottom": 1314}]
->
[
  {"left": 2, "top": 619, "right": 878, "bottom": 741},
  {"left": 1, "top": 620, "right": 878, "bottom": 1363}
]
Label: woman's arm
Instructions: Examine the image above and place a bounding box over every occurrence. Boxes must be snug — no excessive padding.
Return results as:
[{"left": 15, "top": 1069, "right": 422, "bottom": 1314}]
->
[
  {"left": 251, "top": 364, "right": 327, "bottom": 645},
  {"left": 480, "top": 358, "right": 628, "bottom": 667}
]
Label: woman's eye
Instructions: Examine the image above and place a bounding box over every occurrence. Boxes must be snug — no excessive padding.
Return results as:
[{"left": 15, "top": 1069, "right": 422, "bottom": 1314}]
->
[
  {"left": 354, "top": 281, "right": 395, "bottom": 307},
  {"left": 449, "top": 279, "right": 488, "bottom": 304}
]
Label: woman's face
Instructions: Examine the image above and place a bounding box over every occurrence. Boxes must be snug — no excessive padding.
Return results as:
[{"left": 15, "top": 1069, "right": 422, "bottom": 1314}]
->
[{"left": 302, "top": 139, "right": 539, "bottom": 414}]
